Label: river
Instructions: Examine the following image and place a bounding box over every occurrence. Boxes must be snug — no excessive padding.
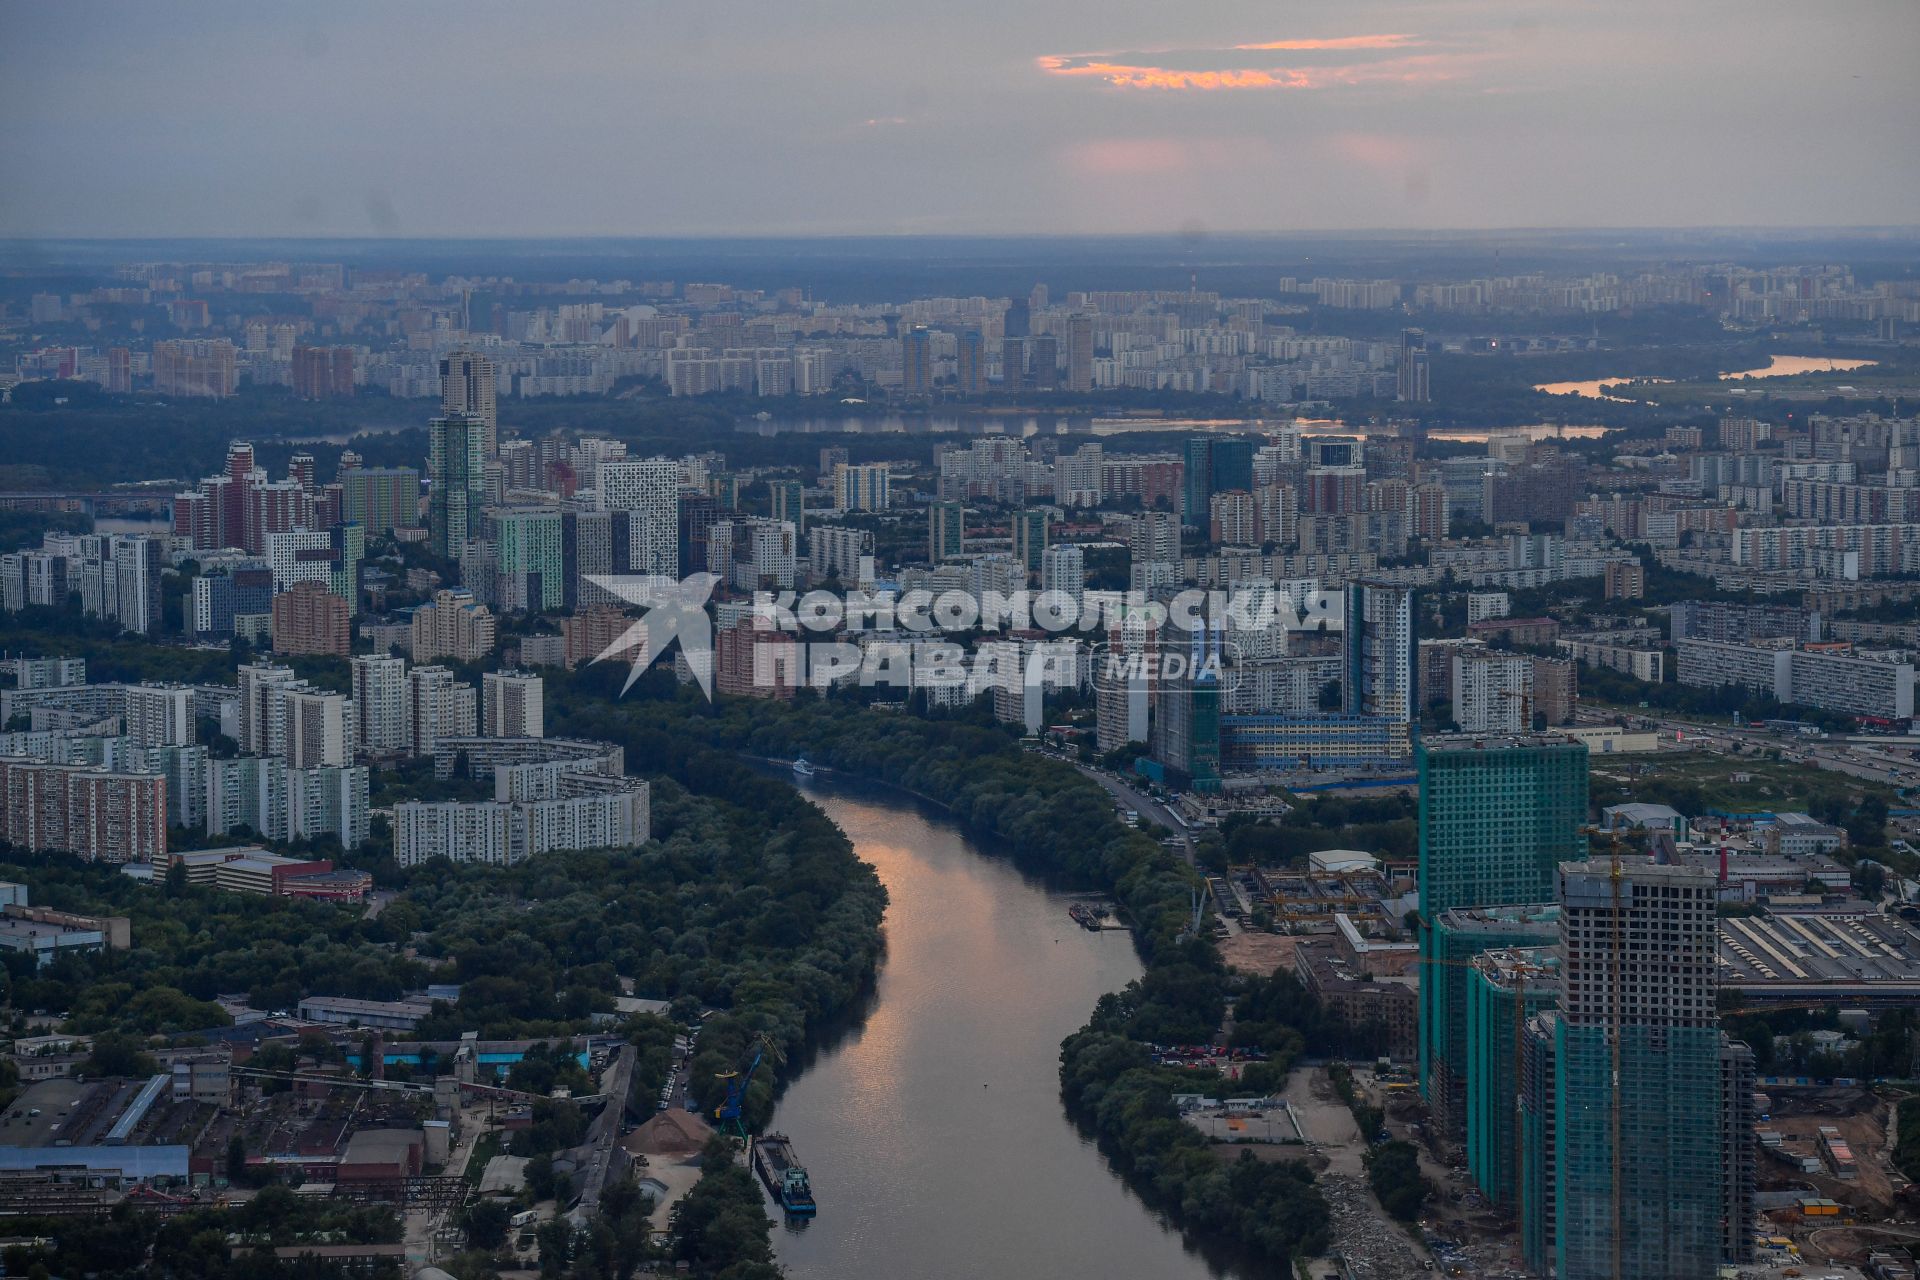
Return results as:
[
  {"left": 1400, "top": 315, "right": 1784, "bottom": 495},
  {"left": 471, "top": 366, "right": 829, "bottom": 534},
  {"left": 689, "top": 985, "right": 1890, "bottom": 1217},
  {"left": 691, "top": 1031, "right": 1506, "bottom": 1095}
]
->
[
  {"left": 1535, "top": 353, "right": 1875, "bottom": 399},
  {"left": 765, "top": 779, "right": 1240, "bottom": 1280}
]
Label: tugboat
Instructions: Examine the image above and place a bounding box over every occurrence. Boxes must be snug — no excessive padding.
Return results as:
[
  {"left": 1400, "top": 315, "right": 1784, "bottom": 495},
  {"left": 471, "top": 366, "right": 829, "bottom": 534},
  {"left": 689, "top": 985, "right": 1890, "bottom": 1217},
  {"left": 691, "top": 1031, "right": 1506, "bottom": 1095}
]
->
[
  {"left": 751, "top": 1133, "right": 816, "bottom": 1216},
  {"left": 791, "top": 756, "right": 817, "bottom": 779}
]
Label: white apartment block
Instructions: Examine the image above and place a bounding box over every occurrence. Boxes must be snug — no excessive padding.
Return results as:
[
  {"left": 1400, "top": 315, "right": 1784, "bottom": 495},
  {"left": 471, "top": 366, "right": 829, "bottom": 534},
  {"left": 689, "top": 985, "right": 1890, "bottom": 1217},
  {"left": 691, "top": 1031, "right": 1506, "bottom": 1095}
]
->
[
  {"left": 809, "top": 525, "right": 873, "bottom": 584},
  {"left": 1557, "top": 638, "right": 1666, "bottom": 683},
  {"left": 1674, "top": 638, "right": 1914, "bottom": 719},
  {"left": 1451, "top": 652, "right": 1534, "bottom": 734},
  {"left": 482, "top": 671, "right": 544, "bottom": 738},
  {"left": 394, "top": 780, "right": 649, "bottom": 868},
  {"left": 1040, "top": 544, "right": 1086, "bottom": 612},
  {"left": 282, "top": 689, "right": 354, "bottom": 769},
  {"left": 350, "top": 654, "right": 410, "bottom": 754},
  {"left": 1466, "top": 592, "right": 1511, "bottom": 624},
  {"left": 266, "top": 528, "right": 333, "bottom": 594},
  {"left": 204, "top": 756, "right": 368, "bottom": 850},
  {"left": 122, "top": 684, "right": 195, "bottom": 747},
  {"left": 408, "top": 666, "right": 478, "bottom": 755}
]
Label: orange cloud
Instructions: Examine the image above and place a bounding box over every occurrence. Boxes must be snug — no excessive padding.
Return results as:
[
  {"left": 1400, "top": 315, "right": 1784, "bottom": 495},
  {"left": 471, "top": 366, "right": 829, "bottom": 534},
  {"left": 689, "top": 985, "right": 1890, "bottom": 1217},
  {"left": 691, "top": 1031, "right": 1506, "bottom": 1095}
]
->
[
  {"left": 1233, "top": 34, "right": 1420, "bottom": 52},
  {"left": 1038, "top": 34, "right": 1469, "bottom": 93}
]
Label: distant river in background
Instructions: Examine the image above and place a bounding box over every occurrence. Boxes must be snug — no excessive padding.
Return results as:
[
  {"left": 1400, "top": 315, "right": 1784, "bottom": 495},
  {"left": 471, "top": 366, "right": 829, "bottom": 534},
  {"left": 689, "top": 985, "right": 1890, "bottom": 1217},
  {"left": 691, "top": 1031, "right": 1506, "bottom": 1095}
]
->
[
  {"left": 765, "top": 780, "right": 1247, "bottom": 1280},
  {"left": 1535, "top": 353, "right": 1875, "bottom": 400}
]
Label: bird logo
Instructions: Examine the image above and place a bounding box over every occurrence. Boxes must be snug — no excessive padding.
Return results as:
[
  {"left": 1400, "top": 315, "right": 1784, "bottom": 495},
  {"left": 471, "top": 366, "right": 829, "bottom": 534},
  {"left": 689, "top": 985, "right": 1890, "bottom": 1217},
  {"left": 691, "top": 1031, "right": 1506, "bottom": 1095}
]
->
[{"left": 584, "top": 573, "right": 722, "bottom": 698}]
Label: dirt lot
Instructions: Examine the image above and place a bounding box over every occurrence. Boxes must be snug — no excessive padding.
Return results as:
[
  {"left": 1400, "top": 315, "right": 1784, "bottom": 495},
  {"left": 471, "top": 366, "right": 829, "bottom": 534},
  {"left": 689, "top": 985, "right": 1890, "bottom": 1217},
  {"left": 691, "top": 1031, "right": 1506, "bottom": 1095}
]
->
[
  {"left": 1765, "top": 1087, "right": 1899, "bottom": 1208},
  {"left": 1217, "top": 930, "right": 1300, "bottom": 974}
]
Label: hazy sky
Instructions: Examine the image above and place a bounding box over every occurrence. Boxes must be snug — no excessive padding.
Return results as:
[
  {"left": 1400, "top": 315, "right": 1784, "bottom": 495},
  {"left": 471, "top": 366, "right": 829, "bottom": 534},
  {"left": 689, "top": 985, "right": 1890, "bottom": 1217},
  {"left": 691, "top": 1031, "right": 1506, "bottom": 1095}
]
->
[{"left": 4, "top": 0, "right": 1917, "bottom": 238}]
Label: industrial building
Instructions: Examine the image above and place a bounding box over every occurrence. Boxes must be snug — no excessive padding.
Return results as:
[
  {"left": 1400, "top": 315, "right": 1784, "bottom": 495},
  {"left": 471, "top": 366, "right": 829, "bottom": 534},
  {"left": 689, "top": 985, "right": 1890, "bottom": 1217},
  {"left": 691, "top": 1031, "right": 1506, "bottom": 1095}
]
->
[{"left": 1717, "top": 909, "right": 1920, "bottom": 1004}]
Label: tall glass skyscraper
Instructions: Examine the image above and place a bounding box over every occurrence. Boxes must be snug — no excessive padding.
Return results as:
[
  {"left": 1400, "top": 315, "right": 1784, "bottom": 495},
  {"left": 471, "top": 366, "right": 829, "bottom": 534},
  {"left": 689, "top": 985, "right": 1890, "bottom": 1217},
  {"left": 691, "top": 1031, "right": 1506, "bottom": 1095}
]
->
[
  {"left": 1416, "top": 736, "right": 1588, "bottom": 1131},
  {"left": 427, "top": 412, "right": 487, "bottom": 560},
  {"left": 1180, "top": 436, "right": 1254, "bottom": 528}
]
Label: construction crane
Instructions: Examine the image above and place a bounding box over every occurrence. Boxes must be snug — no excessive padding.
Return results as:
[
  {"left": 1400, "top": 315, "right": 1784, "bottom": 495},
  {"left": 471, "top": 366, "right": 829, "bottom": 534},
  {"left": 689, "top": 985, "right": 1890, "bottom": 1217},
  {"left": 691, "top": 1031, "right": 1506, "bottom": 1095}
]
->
[{"left": 713, "top": 1034, "right": 783, "bottom": 1138}]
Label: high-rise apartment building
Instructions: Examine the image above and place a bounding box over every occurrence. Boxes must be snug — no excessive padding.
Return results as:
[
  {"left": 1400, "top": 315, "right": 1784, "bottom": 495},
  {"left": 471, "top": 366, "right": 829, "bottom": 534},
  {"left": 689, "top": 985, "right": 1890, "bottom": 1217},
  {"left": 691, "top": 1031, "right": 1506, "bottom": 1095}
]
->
[
  {"left": 350, "top": 654, "right": 410, "bottom": 756},
  {"left": 410, "top": 588, "right": 497, "bottom": 663},
  {"left": 769, "top": 479, "right": 806, "bottom": 533},
  {"left": 407, "top": 665, "right": 478, "bottom": 756},
  {"left": 152, "top": 339, "right": 238, "bottom": 397},
  {"left": 809, "top": 525, "right": 873, "bottom": 585},
  {"left": 1548, "top": 860, "right": 1724, "bottom": 1280},
  {"left": 929, "top": 501, "right": 965, "bottom": 562},
  {"left": 956, "top": 330, "right": 987, "bottom": 396},
  {"left": 109, "top": 535, "right": 164, "bottom": 636},
  {"left": 440, "top": 349, "right": 498, "bottom": 456},
  {"left": 1095, "top": 607, "right": 1157, "bottom": 754},
  {"left": 1181, "top": 437, "right": 1256, "bottom": 527},
  {"left": 1040, "top": 543, "right": 1085, "bottom": 613},
  {"left": 339, "top": 467, "right": 421, "bottom": 534},
  {"left": 482, "top": 670, "right": 545, "bottom": 739},
  {"left": 1465, "top": 947, "right": 1558, "bottom": 1210},
  {"left": 1065, "top": 313, "right": 1094, "bottom": 392},
  {"left": 1451, "top": 651, "right": 1533, "bottom": 734},
  {"left": 1000, "top": 336, "right": 1029, "bottom": 393},
  {"left": 901, "top": 326, "right": 933, "bottom": 396},
  {"left": 291, "top": 345, "right": 355, "bottom": 399},
  {"left": 1011, "top": 508, "right": 1050, "bottom": 572},
  {"left": 0, "top": 759, "right": 168, "bottom": 864},
  {"left": 1344, "top": 581, "right": 1416, "bottom": 736},
  {"left": 597, "top": 458, "right": 681, "bottom": 578},
  {"left": 428, "top": 413, "right": 487, "bottom": 560},
  {"left": 832, "top": 463, "right": 891, "bottom": 512},
  {"left": 272, "top": 580, "right": 351, "bottom": 657},
  {"left": 283, "top": 688, "right": 354, "bottom": 769},
  {"left": 122, "top": 683, "right": 195, "bottom": 748},
  {"left": 1417, "top": 736, "right": 1589, "bottom": 1127},
  {"left": 1397, "top": 328, "right": 1431, "bottom": 402},
  {"left": 236, "top": 662, "right": 300, "bottom": 756},
  {"left": 1127, "top": 510, "right": 1181, "bottom": 568},
  {"left": 1029, "top": 335, "right": 1058, "bottom": 390},
  {"left": 492, "top": 507, "right": 565, "bottom": 613}
]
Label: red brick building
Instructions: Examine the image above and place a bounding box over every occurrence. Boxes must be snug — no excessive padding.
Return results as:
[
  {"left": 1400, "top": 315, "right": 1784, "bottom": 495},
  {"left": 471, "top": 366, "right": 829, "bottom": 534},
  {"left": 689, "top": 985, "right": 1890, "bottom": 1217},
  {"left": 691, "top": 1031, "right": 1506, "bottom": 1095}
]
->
[{"left": 273, "top": 581, "right": 351, "bottom": 657}]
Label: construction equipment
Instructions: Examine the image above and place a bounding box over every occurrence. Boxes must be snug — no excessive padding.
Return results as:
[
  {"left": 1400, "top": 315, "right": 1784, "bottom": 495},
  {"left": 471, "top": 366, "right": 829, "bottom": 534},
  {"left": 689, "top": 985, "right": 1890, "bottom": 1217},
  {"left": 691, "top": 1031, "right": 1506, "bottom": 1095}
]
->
[{"left": 713, "top": 1034, "right": 783, "bottom": 1138}]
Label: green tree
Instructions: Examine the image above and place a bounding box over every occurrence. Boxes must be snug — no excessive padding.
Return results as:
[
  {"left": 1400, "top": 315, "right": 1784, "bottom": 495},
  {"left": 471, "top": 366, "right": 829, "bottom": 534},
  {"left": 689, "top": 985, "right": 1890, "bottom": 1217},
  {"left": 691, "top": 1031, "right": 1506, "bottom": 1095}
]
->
[{"left": 461, "top": 1198, "right": 510, "bottom": 1251}]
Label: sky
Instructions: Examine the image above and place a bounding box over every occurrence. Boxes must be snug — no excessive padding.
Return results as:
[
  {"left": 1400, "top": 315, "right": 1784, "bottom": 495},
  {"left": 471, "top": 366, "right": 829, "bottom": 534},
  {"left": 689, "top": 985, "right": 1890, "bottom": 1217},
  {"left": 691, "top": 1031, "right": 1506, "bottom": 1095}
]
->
[{"left": 3, "top": 0, "right": 1917, "bottom": 239}]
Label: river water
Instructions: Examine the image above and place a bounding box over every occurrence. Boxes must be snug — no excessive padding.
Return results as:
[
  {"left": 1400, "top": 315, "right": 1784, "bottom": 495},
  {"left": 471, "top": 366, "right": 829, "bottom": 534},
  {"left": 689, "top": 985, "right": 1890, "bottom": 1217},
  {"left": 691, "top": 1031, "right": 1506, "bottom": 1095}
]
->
[
  {"left": 1535, "top": 353, "right": 1875, "bottom": 399},
  {"left": 766, "top": 780, "right": 1239, "bottom": 1280}
]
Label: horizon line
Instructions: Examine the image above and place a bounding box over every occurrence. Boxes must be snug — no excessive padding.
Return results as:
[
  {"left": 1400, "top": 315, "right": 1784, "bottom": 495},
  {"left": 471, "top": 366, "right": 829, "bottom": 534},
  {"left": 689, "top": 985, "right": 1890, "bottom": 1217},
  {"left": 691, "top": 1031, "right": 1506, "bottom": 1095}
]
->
[{"left": 5, "top": 223, "right": 1920, "bottom": 246}]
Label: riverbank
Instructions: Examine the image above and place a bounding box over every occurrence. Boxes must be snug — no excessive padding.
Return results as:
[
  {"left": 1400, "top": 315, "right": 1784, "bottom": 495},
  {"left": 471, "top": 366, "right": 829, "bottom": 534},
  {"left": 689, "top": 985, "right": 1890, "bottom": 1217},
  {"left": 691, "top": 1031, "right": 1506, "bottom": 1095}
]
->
[{"left": 555, "top": 675, "right": 1336, "bottom": 1272}]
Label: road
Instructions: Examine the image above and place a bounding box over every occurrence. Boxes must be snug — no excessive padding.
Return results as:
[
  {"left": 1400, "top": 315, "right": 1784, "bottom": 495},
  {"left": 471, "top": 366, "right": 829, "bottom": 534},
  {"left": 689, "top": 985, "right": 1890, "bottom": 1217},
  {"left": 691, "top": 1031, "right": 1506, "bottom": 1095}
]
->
[{"left": 1065, "top": 758, "right": 1196, "bottom": 864}]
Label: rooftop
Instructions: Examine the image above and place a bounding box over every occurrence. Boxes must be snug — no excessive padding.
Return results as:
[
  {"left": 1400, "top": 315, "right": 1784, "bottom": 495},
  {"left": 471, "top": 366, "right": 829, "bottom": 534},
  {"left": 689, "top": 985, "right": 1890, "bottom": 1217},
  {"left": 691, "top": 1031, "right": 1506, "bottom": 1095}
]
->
[{"left": 1719, "top": 910, "right": 1920, "bottom": 991}]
